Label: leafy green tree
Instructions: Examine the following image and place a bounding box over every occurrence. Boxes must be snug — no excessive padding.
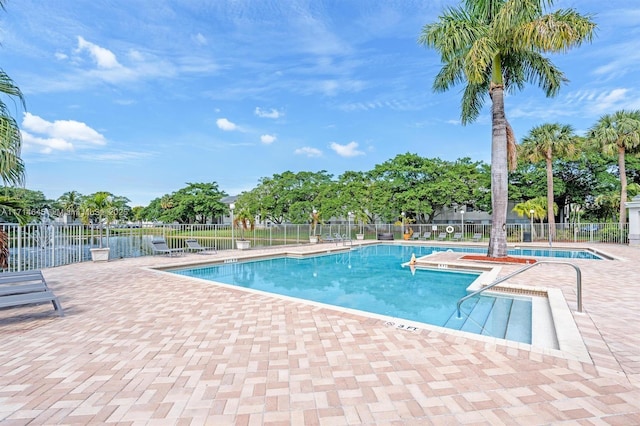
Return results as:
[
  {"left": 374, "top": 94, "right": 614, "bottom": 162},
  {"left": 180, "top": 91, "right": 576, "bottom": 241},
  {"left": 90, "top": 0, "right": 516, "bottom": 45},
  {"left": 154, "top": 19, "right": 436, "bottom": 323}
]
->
[
  {"left": 519, "top": 123, "right": 576, "bottom": 237},
  {"left": 368, "top": 153, "right": 487, "bottom": 223},
  {"left": 159, "top": 182, "right": 227, "bottom": 224},
  {"left": 140, "top": 197, "right": 163, "bottom": 222},
  {"left": 589, "top": 110, "right": 640, "bottom": 229},
  {"left": 240, "top": 171, "right": 333, "bottom": 224},
  {"left": 508, "top": 162, "right": 547, "bottom": 202},
  {"left": 551, "top": 144, "right": 611, "bottom": 220},
  {"left": 330, "top": 171, "right": 376, "bottom": 229},
  {"left": 130, "top": 206, "right": 145, "bottom": 224},
  {"left": 0, "top": 188, "right": 52, "bottom": 222},
  {"left": 418, "top": 0, "right": 595, "bottom": 257}
]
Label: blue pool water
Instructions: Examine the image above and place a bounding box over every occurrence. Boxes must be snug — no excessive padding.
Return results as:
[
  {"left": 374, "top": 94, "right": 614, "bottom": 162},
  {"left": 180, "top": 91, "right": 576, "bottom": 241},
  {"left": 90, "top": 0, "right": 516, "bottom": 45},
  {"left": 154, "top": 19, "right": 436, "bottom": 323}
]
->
[{"left": 170, "top": 245, "right": 533, "bottom": 344}]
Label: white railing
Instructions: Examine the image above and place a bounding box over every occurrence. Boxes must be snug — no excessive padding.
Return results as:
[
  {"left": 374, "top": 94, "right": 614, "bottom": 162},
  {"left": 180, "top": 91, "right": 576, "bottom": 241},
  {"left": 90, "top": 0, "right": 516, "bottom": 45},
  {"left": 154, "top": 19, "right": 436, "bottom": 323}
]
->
[{"left": 0, "top": 222, "right": 628, "bottom": 272}]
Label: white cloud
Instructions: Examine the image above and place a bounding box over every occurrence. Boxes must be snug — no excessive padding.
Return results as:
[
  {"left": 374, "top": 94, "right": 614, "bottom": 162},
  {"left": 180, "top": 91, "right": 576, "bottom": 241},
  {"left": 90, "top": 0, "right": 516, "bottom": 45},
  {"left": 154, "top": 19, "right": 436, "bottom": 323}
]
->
[
  {"left": 294, "top": 147, "right": 322, "bottom": 157},
  {"left": 261, "top": 134, "right": 276, "bottom": 144},
  {"left": 587, "top": 88, "right": 632, "bottom": 115},
  {"left": 21, "top": 132, "right": 74, "bottom": 154},
  {"left": 76, "top": 36, "right": 122, "bottom": 69},
  {"left": 216, "top": 118, "right": 237, "bottom": 131},
  {"left": 560, "top": 88, "right": 640, "bottom": 117},
  {"left": 21, "top": 112, "right": 106, "bottom": 154},
  {"left": 255, "top": 107, "right": 282, "bottom": 119},
  {"left": 193, "top": 33, "right": 208, "bottom": 45},
  {"left": 330, "top": 141, "right": 364, "bottom": 158}
]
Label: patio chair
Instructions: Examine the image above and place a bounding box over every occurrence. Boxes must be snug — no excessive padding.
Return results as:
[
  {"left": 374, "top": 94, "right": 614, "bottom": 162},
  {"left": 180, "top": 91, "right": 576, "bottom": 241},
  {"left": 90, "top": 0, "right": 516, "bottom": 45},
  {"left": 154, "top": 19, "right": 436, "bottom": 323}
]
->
[
  {"left": 151, "top": 238, "right": 184, "bottom": 257},
  {"left": 323, "top": 234, "right": 336, "bottom": 243},
  {"left": 411, "top": 231, "right": 420, "bottom": 240},
  {"left": 185, "top": 239, "right": 217, "bottom": 254},
  {"left": 452, "top": 232, "right": 463, "bottom": 241},
  {"left": 0, "top": 270, "right": 63, "bottom": 316},
  {"left": 472, "top": 233, "right": 483, "bottom": 242},
  {"left": 420, "top": 231, "right": 432, "bottom": 240},
  {"left": 334, "top": 233, "right": 352, "bottom": 245},
  {"left": 436, "top": 232, "right": 447, "bottom": 241}
]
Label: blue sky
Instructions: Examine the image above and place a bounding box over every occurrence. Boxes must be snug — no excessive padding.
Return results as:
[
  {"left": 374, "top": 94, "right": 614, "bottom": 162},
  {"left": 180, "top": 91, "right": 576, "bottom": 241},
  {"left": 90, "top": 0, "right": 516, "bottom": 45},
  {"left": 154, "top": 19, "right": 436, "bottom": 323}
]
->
[{"left": 2, "top": 0, "right": 639, "bottom": 206}]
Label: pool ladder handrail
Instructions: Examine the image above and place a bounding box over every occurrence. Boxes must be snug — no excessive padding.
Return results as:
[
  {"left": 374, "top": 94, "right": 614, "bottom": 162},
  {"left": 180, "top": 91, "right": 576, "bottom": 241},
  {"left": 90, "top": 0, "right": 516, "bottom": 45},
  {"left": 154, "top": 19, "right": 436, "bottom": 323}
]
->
[{"left": 456, "top": 260, "right": 582, "bottom": 318}]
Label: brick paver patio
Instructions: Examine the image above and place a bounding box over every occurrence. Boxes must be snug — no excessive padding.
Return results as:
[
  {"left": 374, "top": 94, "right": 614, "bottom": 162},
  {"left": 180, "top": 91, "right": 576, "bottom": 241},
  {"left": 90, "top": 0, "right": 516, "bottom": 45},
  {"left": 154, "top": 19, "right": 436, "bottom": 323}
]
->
[{"left": 1, "top": 242, "right": 639, "bottom": 425}]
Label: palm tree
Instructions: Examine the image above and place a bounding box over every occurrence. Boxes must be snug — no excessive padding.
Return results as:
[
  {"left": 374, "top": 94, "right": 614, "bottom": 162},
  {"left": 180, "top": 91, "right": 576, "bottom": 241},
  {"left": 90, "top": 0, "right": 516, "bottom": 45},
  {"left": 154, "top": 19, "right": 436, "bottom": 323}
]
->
[
  {"left": 589, "top": 110, "right": 640, "bottom": 230},
  {"left": 80, "top": 192, "right": 115, "bottom": 248},
  {"left": 418, "top": 0, "right": 595, "bottom": 257},
  {"left": 57, "top": 190, "right": 82, "bottom": 222},
  {"left": 512, "top": 197, "right": 544, "bottom": 239},
  {"left": 0, "top": 0, "right": 28, "bottom": 267},
  {"left": 519, "top": 123, "right": 576, "bottom": 239},
  {"left": 0, "top": 196, "right": 27, "bottom": 269}
]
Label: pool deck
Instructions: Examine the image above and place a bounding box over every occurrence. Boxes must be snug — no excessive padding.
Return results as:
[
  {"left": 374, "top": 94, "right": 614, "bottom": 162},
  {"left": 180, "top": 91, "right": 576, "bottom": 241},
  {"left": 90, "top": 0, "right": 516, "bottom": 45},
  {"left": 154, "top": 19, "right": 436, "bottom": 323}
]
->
[{"left": 1, "top": 241, "right": 639, "bottom": 424}]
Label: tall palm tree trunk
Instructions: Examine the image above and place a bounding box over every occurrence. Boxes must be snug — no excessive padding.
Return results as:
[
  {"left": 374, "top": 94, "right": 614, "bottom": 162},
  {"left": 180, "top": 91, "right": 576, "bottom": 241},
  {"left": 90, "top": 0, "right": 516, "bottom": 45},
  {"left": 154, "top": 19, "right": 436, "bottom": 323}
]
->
[
  {"left": 546, "top": 155, "right": 556, "bottom": 239},
  {"left": 618, "top": 146, "right": 627, "bottom": 230},
  {"left": 488, "top": 84, "right": 508, "bottom": 258},
  {"left": 0, "top": 228, "right": 8, "bottom": 270}
]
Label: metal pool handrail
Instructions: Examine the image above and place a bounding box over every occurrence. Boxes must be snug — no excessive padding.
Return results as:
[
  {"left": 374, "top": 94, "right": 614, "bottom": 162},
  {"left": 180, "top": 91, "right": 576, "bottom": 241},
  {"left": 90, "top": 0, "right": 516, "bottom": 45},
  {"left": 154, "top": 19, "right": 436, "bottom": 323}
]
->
[{"left": 456, "top": 261, "right": 582, "bottom": 318}]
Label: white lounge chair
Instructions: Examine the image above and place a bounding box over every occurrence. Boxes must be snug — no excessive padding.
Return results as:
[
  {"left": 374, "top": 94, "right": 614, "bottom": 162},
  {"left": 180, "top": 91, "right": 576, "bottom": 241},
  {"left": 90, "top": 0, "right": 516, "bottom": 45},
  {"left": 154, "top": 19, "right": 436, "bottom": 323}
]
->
[
  {"left": 436, "top": 232, "right": 447, "bottom": 241},
  {"left": 185, "top": 239, "right": 217, "bottom": 254},
  {"left": 452, "top": 232, "right": 463, "bottom": 241},
  {"left": 420, "top": 231, "right": 432, "bottom": 240},
  {"left": 472, "top": 233, "right": 483, "bottom": 242},
  {"left": 151, "top": 238, "right": 184, "bottom": 257}
]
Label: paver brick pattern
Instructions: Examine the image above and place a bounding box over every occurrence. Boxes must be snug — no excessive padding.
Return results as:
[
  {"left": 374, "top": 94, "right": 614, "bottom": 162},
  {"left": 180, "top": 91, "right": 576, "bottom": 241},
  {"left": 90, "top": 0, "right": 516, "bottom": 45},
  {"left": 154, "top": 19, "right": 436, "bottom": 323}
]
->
[{"left": 1, "top": 242, "right": 640, "bottom": 425}]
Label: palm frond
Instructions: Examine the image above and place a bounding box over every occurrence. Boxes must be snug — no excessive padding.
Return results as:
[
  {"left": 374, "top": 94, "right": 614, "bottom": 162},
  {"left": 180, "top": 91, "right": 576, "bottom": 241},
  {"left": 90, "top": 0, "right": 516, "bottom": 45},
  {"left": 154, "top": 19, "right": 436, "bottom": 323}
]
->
[
  {"left": 0, "top": 195, "right": 28, "bottom": 225},
  {"left": 0, "top": 113, "right": 25, "bottom": 186},
  {"left": 515, "top": 9, "right": 596, "bottom": 52},
  {"left": 460, "top": 82, "right": 489, "bottom": 125},
  {"left": 418, "top": 7, "right": 485, "bottom": 63},
  {"left": 512, "top": 50, "right": 566, "bottom": 97},
  {"left": 465, "top": 36, "right": 498, "bottom": 84},
  {"left": 0, "top": 69, "right": 26, "bottom": 108},
  {"left": 432, "top": 56, "right": 466, "bottom": 93}
]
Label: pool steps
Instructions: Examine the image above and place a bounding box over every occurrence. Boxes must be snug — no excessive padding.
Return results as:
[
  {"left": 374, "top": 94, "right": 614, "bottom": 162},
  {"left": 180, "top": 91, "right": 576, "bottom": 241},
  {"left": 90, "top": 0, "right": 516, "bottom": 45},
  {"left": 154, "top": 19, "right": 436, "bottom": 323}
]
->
[{"left": 444, "top": 296, "right": 532, "bottom": 344}]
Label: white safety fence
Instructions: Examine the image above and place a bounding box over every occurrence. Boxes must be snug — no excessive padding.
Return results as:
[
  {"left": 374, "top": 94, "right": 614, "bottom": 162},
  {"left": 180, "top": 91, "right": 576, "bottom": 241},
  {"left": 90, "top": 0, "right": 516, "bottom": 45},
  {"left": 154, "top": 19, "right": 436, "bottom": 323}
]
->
[{"left": 0, "top": 222, "right": 627, "bottom": 272}]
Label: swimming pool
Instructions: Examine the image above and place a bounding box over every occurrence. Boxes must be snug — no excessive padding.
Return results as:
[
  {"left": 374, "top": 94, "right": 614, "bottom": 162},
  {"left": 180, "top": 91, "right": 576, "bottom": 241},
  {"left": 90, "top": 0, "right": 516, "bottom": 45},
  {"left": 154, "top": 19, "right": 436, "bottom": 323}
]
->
[{"left": 170, "top": 245, "right": 534, "bottom": 344}]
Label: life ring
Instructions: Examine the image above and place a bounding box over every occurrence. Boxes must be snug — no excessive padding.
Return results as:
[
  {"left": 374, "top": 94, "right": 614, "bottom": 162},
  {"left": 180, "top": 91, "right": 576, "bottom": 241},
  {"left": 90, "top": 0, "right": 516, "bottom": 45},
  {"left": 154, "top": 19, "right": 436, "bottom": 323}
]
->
[{"left": 445, "top": 225, "right": 454, "bottom": 233}]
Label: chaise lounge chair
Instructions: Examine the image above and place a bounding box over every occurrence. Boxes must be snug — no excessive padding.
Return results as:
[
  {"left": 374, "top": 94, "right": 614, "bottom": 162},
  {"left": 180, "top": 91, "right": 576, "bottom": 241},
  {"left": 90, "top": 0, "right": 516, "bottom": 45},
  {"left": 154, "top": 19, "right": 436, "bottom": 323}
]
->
[
  {"left": 452, "top": 232, "right": 463, "bottom": 241},
  {"left": 334, "top": 233, "right": 352, "bottom": 245},
  {"left": 323, "top": 234, "right": 336, "bottom": 243},
  {"left": 436, "top": 232, "right": 447, "bottom": 241},
  {"left": 185, "top": 239, "right": 217, "bottom": 254},
  {"left": 472, "top": 233, "right": 483, "bottom": 242},
  {"left": 420, "top": 231, "right": 432, "bottom": 240},
  {"left": 411, "top": 231, "right": 420, "bottom": 240},
  {"left": 151, "top": 238, "right": 184, "bottom": 257}
]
